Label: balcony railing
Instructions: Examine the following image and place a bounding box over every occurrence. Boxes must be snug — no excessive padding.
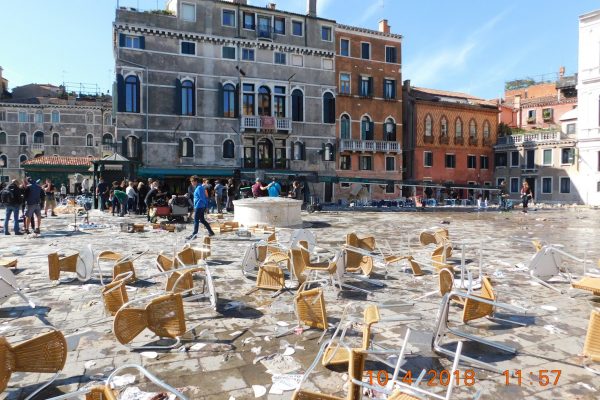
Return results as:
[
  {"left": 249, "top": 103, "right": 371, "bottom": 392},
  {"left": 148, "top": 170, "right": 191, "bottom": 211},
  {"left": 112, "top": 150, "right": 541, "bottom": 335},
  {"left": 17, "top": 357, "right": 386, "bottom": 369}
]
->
[
  {"left": 240, "top": 115, "right": 292, "bottom": 132},
  {"left": 31, "top": 143, "right": 45, "bottom": 153},
  {"left": 521, "top": 165, "right": 538, "bottom": 174},
  {"left": 241, "top": 157, "right": 289, "bottom": 170},
  {"left": 439, "top": 136, "right": 449, "bottom": 145},
  {"left": 340, "top": 140, "right": 400, "bottom": 153},
  {"left": 496, "top": 131, "right": 560, "bottom": 145},
  {"left": 468, "top": 137, "right": 478, "bottom": 146},
  {"left": 454, "top": 137, "right": 464, "bottom": 145},
  {"left": 423, "top": 136, "right": 434, "bottom": 144},
  {"left": 101, "top": 144, "right": 114, "bottom": 154}
]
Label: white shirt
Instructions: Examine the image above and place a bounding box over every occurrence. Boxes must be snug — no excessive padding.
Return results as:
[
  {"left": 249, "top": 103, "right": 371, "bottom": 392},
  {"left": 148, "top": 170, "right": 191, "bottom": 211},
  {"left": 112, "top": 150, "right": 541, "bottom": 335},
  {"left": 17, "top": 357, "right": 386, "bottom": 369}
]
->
[{"left": 126, "top": 186, "right": 137, "bottom": 199}]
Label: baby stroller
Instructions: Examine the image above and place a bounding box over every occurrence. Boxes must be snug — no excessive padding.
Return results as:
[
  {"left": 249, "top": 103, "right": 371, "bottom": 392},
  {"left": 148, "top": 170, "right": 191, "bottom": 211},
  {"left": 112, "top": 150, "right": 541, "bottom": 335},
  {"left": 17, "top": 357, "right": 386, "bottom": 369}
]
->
[{"left": 169, "top": 196, "right": 190, "bottom": 222}]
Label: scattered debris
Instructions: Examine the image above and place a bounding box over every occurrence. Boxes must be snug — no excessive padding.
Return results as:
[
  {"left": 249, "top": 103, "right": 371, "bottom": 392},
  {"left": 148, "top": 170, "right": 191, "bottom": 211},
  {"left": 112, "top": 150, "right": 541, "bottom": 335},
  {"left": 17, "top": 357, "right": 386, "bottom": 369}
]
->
[
  {"left": 190, "top": 343, "right": 207, "bottom": 352},
  {"left": 269, "top": 374, "right": 303, "bottom": 394},
  {"left": 140, "top": 351, "right": 159, "bottom": 359},
  {"left": 84, "top": 361, "right": 96, "bottom": 369},
  {"left": 110, "top": 374, "right": 136, "bottom": 388},
  {"left": 252, "top": 384, "right": 267, "bottom": 397}
]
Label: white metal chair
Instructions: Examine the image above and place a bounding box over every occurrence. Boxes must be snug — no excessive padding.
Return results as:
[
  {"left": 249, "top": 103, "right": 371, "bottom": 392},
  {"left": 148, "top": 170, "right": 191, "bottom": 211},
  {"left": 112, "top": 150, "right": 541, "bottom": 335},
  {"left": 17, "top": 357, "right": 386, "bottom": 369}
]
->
[{"left": 0, "top": 266, "right": 35, "bottom": 309}]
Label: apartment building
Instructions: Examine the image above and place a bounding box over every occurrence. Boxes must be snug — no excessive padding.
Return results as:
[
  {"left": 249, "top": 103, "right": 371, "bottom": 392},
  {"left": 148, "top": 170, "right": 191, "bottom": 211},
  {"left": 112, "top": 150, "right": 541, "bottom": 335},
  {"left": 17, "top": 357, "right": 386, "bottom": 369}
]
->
[
  {"left": 113, "top": 0, "right": 337, "bottom": 196},
  {"left": 334, "top": 19, "right": 403, "bottom": 203}
]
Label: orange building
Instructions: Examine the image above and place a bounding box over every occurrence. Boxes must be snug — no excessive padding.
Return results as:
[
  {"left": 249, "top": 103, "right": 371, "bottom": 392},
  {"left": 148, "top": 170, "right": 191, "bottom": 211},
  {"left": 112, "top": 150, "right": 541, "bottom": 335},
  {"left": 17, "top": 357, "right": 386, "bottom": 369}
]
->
[
  {"left": 334, "top": 20, "right": 403, "bottom": 203},
  {"left": 402, "top": 82, "right": 498, "bottom": 202}
]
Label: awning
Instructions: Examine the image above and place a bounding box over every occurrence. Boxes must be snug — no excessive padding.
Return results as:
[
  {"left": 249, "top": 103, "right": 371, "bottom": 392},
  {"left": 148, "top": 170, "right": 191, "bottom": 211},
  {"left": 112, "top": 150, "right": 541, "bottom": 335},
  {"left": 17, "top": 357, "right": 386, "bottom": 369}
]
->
[{"left": 138, "top": 167, "right": 235, "bottom": 178}]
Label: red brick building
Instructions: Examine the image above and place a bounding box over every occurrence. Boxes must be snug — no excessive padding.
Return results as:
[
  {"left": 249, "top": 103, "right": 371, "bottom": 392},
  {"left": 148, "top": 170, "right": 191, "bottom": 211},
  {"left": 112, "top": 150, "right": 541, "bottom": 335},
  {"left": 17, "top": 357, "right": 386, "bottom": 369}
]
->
[
  {"left": 402, "top": 82, "right": 498, "bottom": 202},
  {"left": 334, "top": 20, "right": 403, "bottom": 203}
]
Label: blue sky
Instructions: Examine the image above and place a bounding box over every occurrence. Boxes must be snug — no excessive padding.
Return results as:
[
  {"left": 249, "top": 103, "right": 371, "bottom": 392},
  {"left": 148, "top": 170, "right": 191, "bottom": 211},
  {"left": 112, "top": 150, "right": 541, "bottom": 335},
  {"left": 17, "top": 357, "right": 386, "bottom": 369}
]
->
[{"left": 1, "top": 0, "right": 597, "bottom": 99}]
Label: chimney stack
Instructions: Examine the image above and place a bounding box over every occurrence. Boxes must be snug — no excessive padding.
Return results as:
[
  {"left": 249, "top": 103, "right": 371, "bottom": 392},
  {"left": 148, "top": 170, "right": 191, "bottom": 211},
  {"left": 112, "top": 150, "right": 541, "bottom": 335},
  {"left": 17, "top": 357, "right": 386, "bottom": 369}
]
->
[
  {"left": 267, "top": 3, "right": 276, "bottom": 10},
  {"left": 559, "top": 66, "right": 565, "bottom": 78},
  {"left": 307, "top": 0, "right": 317, "bottom": 17},
  {"left": 379, "top": 19, "right": 390, "bottom": 34}
]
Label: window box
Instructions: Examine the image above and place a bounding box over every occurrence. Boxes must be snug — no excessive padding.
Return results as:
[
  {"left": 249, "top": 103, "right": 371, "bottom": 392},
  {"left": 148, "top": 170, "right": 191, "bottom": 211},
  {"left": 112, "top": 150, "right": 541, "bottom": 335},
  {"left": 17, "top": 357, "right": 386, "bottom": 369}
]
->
[
  {"left": 527, "top": 117, "right": 536, "bottom": 124},
  {"left": 543, "top": 108, "right": 553, "bottom": 121}
]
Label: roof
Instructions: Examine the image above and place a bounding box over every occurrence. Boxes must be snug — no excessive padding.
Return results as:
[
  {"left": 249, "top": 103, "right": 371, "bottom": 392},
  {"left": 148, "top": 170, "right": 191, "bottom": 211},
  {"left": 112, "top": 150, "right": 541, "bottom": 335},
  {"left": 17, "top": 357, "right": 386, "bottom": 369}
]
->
[
  {"left": 336, "top": 24, "right": 403, "bottom": 40},
  {"left": 520, "top": 95, "right": 577, "bottom": 107},
  {"left": 410, "top": 86, "right": 498, "bottom": 108},
  {"left": 559, "top": 108, "right": 578, "bottom": 121},
  {"left": 22, "top": 156, "right": 96, "bottom": 167}
]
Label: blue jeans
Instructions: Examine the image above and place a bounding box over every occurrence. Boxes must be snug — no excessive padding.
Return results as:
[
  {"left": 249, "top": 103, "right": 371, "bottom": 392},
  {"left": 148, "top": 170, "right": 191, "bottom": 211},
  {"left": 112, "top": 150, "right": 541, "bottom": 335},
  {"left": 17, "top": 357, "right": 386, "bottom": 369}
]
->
[
  {"left": 193, "top": 208, "right": 214, "bottom": 236},
  {"left": 4, "top": 206, "right": 21, "bottom": 234}
]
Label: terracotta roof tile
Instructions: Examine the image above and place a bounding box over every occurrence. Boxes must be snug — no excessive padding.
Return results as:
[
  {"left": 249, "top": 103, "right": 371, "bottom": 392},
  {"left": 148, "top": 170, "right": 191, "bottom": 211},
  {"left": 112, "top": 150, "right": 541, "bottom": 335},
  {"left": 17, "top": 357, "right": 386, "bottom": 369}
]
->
[
  {"left": 22, "top": 156, "right": 96, "bottom": 167},
  {"left": 412, "top": 86, "right": 497, "bottom": 107}
]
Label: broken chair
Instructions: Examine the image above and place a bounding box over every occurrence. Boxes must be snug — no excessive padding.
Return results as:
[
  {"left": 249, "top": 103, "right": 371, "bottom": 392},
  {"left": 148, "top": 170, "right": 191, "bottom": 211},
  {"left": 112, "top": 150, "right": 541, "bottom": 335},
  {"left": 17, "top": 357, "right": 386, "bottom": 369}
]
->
[
  {"left": 583, "top": 309, "right": 600, "bottom": 375},
  {"left": 0, "top": 266, "right": 35, "bottom": 309}
]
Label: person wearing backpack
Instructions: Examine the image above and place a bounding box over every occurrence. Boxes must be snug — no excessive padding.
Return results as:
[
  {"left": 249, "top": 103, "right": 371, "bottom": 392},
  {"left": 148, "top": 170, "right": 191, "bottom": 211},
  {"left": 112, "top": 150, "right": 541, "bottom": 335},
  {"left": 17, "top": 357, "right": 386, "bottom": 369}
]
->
[{"left": 2, "top": 179, "right": 24, "bottom": 235}]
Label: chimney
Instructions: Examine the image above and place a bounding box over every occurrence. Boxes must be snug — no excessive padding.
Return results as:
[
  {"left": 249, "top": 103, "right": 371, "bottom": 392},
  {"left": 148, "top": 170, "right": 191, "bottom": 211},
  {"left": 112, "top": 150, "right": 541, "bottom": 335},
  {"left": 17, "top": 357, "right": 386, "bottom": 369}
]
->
[
  {"left": 307, "top": 0, "right": 316, "bottom": 17},
  {"left": 379, "top": 19, "right": 390, "bottom": 34},
  {"left": 559, "top": 66, "right": 565, "bottom": 78},
  {"left": 267, "top": 3, "right": 276, "bottom": 10}
]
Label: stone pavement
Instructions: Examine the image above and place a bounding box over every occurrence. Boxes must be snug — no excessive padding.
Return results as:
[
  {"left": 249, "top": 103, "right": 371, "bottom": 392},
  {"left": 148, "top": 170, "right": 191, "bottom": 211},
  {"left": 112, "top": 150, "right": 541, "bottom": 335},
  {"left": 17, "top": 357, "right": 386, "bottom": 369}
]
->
[{"left": 1, "top": 207, "right": 599, "bottom": 399}]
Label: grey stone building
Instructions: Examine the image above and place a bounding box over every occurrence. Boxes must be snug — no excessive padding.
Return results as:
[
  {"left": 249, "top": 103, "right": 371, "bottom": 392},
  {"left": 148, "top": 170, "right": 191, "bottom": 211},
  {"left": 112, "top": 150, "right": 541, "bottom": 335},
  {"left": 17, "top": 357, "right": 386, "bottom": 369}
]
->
[
  {"left": 0, "top": 90, "right": 114, "bottom": 186},
  {"left": 113, "top": 0, "right": 337, "bottom": 196}
]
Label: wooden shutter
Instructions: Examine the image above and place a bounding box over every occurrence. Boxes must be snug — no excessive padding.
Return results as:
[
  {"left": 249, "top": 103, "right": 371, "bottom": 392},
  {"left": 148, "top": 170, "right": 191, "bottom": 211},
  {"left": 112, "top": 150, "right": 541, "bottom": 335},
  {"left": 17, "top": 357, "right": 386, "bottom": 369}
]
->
[
  {"left": 218, "top": 83, "right": 224, "bottom": 117},
  {"left": 368, "top": 77, "right": 374, "bottom": 97},
  {"left": 234, "top": 84, "right": 240, "bottom": 118},
  {"left": 119, "top": 33, "right": 125, "bottom": 47},
  {"left": 175, "top": 79, "right": 182, "bottom": 115},
  {"left": 116, "top": 74, "right": 125, "bottom": 112},
  {"left": 139, "top": 36, "right": 145, "bottom": 49},
  {"left": 135, "top": 77, "right": 141, "bottom": 113},
  {"left": 369, "top": 122, "right": 375, "bottom": 140},
  {"left": 391, "top": 80, "right": 397, "bottom": 99}
]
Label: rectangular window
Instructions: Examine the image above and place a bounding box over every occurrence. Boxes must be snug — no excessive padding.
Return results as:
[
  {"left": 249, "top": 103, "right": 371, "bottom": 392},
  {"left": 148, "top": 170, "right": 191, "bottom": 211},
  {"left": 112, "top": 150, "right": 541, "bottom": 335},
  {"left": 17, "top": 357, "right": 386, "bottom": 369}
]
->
[
  {"left": 385, "top": 183, "right": 395, "bottom": 194},
  {"left": 542, "top": 107, "right": 553, "bottom": 121},
  {"left": 361, "top": 42, "right": 370, "bottom": 60},
  {"left": 445, "top": 154, "right": 456, "bottom": 168},
  {"left": 385, "top": 156, "right": 395, "bottom": 171},
  {"left": 360, "top": 156, "right": 373, "bottom": 170},
  {"left": 274, "top": 52, "right": 286, "bottom": 65},
  {"left": 222, "top": 46, "right": 236, "bottom": 60},
  {"left": 243, "top": 12, "right": 255, "bottom": 30},
  {"left": 18, "top": 111, "right": 28, "bottom": 122},
  {"left": 123, "top": 35, "right": 142, "bottom": 49},
  {"left": 340, "top": 73, "right": 351, "bottom": 95},
  {"left": 274, "top": 86, "right": 286, "bottom": 118},
  {"left": 567, "top": 123, "right": 576, "bottom": 135},
  {"left": 51, "top": 111, "right": 60, "bottom": 123},
  {"left": 321, "top": 26, "right": 332, "bottom": 41},
  {"left": 0, "top": 111, "right": 5, "bottom": 121},
  {"left": 181, "top": 2, "right": 196, "bottom": 22},
  {"left": 341, "top": 182, "right": 351, "bottom": 188},
  {"left": 222, "top": 9, "right": 236, "bottom": 27},
  {"left": 360, "top": 76, "right": 372, "bottom": 97},
  {"left": 467, "top": 155, "right": 476, "bottom": 169},
  {"left": 385, "top": 46, "right": 397, "bottom": 63},
  {"left": 510, "top": 177, "right": 519, "bottom": 193},
  {"left": 181, "top": 41, "right": 195, "bottom": 55},
  {"left": 292, "top": 20, "right": 303, "bottom": 36},
  {"left": 340, "top": 39, "right": 350, "bottom": 56},
  {"left": 340, "top": 155, "right": 351, "bottom": 170},
  {"left": 242, "top": 83, "right": 255, "bottom": 116},
  {"left": 542, "top": 149, "right": 552, "bottom": 165},
  {"left": 495, "top": 152, "right": 507, "bottom": 167},
  {"left": 542, "top": 177, "right": 552, "bottom": 194},
  {"left": 35, "top": 112, "right": 43, "bottom": 124},
  {"left": 561, "top": 148, "right": 574, "bottom": 164},
  {"left": 274, "top": 17, "right": 285, "bottom": 34},
  {"left": 480, "top": 155, "right": 489, "bottom": 169},
  {"left": 384, "top": 79, "right": 395, "bottom": 99},
  {"left": 291, "top": 54, "right": 303, "bottom": 66},
  {"left": 560, "top": 177, "right": 571, "bottom": 193},
  {"left": 510, "top": 151, "right": 519, "bottom": 167},
  {"left": 242, "top": 48, "right": 255, "bottom": 61},
  {"left": 257, "top": 15, "right": 271, "bottom": 38},
  {"left": 527, "top": 109, "right": 536, "bottom": 123},
  {"left": 496, "top": 178, "right": 505, "bottom": 186},
  {"left": 424, "top": 151, "right": 433, "bottom": 167}
]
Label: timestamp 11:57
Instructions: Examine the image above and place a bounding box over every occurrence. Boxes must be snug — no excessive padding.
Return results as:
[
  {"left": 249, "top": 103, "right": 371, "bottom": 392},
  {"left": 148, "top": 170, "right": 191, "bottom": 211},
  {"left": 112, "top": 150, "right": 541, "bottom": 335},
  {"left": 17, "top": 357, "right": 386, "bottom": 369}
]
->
[{"left": 502, "top": 369, "right": 561, "bottom": 386}]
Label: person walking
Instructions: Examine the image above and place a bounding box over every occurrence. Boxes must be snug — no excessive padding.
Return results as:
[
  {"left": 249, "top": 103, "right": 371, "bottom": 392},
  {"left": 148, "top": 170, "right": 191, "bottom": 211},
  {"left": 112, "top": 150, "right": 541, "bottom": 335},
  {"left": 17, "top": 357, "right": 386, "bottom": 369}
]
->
[
  {"left": 214, "top": 180, "right": 225, "bottom": 213},
  {"left": 2, "top": 179, "right": 24, "bottom": 235},
  {"left": 42, "top": 179, "right": 57, "bottom": 217},
  {"left": 187, "top": 176, "right": 215, "bottom": 240},
  {"left": 520, "top": 181, "right": 532, "bottom": 213},
  {"left": 23, "top": 178, "right": 43, "bottom": 234}
]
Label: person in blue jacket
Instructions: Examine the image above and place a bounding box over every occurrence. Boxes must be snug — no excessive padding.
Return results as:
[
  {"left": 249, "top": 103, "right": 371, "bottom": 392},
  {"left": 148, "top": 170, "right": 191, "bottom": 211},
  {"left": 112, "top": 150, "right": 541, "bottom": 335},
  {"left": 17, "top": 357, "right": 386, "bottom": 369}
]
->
[{"left": 187, "top": 175, "right": 215, "bottom": 240}]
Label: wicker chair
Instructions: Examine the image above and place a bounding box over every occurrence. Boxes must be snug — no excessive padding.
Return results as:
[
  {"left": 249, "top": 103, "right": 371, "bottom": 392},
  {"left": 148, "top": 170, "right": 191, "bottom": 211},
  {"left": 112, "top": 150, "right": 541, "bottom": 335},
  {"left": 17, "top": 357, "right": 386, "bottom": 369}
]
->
[
  {"left": 346, "top": 232, "right": 376, "bottom": 252},
  {"left": 249, "top": 263, "right": 287, "bottom": 297},
  {"left": 0, "top": 329, "right": 67, "bottom": 399},
  {"left": 156, "top": 252, "right": 175, "bottom": 272},
  {"left": 175, "top": 240, "right": 211, "bottom": 267},
  {"left": 419, "top": 227, "right": 449, "bottom": 247},
  {"left": 48, "top": 252, "right": 80, "bottom": 281},
  {"left": 583, "top": 309, "right": 600, "bottom": 375},
  {"left": 101, "top": 272, "right": 133, "bottom": 316},
  {"left": 344, "top": 250, "right": 374, "bottom": 277},
  {"left": 572, "top": 276, "right": 600, "bottom": 296}
]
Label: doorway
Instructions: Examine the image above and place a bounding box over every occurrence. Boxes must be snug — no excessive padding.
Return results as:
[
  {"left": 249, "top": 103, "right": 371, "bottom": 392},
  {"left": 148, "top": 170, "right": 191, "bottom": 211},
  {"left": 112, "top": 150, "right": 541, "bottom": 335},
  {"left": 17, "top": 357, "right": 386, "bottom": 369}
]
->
[{"left": 525, "top": 177, "right": 536, "bottom": 200}]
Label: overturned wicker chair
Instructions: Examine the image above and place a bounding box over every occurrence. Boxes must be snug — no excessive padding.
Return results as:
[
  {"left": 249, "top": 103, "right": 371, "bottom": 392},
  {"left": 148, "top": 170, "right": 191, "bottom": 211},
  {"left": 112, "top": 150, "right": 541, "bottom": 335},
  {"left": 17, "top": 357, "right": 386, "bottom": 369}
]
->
[{"left": 583, "top": 309, "right": 600, "bottom": 375}]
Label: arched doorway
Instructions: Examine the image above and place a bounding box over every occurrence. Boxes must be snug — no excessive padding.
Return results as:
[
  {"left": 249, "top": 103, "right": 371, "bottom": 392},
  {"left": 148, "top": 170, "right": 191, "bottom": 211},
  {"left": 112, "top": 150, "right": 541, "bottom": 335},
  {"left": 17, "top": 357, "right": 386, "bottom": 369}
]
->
[{"left": 257, "top": 138, "right": 273, "bottom": 169}]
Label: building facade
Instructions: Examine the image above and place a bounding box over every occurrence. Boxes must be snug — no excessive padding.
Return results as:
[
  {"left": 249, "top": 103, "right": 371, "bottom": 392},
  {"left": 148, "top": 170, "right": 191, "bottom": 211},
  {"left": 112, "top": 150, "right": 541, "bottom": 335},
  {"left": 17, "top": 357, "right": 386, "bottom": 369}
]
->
[
  {"left": 113, "top": 0, "right": 337, "bottom": 196},
  {"left": 574, "top": 9, "right": 600, "bottom": 206},
  {"left": 403, "top": 83, "right": 498, "bottom": 202},
  {"left": 0, "top": 97, "right": 114, "bottom": 184},
  {"left": 334, "top": 19, "right": 403, "bottom": 203}
]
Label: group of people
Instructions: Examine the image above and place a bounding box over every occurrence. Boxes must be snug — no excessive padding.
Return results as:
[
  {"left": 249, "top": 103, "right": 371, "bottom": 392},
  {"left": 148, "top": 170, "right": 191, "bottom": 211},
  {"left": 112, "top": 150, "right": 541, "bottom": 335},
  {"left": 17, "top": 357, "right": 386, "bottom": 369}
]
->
[
  {"left": 96, "top": 177, "right": 156, "bottom": 217},
  {"left": 187, "top": 178, "right": 236, "bottom": 215},
  {"left": 1, "top": 177, "right": 60, "bottom": 235},
  {"left": 251, "top": 178, "right": 303, "bottom": 200}
]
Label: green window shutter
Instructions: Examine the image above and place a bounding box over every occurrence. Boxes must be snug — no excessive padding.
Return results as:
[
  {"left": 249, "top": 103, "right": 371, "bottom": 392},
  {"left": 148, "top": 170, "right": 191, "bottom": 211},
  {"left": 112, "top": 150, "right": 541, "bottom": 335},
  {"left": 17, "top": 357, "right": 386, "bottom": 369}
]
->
[
  {"left": 368, "top": 77, "right": 374, "bottom": 97},
  {"left": 234, "top": 84, "right": 240, "bottom": 118},
  {"left": 218, "top": 83, "right": 224, "bottom": 117},
  {"left": 139, "top": 36, "right": 145, "bottom": 49},
  {"left": 119, "top": 33, "right": 125, "bottom": 47},
  {"left": 116, "top": 74, "right": 125, "bottom": 112}
]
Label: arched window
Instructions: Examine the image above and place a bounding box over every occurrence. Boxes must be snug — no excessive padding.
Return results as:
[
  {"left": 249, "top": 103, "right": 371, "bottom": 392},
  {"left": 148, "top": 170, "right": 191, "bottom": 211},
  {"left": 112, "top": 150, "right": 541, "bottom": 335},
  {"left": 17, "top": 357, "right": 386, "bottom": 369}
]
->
[
  {"left": 483, "top": 120, "right": 490, "bottom": 138},
  {"left": 86, "top": 112, "right": 94, "bottom": 124},
  {"left": 222, "top": 139, "right": 235, "bottom": 159},
  {"left": 51, "top": 110, "right": 60, "bottom": 123},
  {"left": 86, "top": 134, "right": 94, "bottom": 147},
  {"left": 35, "top": 110, "right": 44, "bottom": 124},
  {"left": 291, "top": 89, "right": 304, "bottom": 122},
  {"left": 52, "top": 132, "right": 60, "bottom": 146},
  {"left": 125, "top": 75, "right": 140, "bottom": 113},
  {"left": 324, "top": 143, "right": 334, "bottom": 161},
  {"left": 33, "top": 131, "right": 44, "bottom": 144},
  {"left": 181, "top": 80, "right": 195, "bottom": 116},
  {"left": 455, "top": 118, "right": 463, "bottom": 137},
  {"left": 361, "top": 116, "right": 373, "bottom": 140},
  {"left": 102, "top": 133, "right": 114, "bottom": 145},
  {"left": 258, "top": 86, "right": 271, "bottom": 116},
  {"left": 425, "top": 115, "right": 432, "bottom": 136},
  {"left": 469, "top": 119, "right": 477, "bottom": 138},
  {"left": 180, "top": 137, "right": 194, "bottom": 157},
  {"left": 323, "top": 92, "right": 335, "bottom": 124},
  {"left": 0, "top": 132, "right": 6, "bottom": 145},
  {"left": 384, "top": 118, "right": 396, "bottom": 141},
  {"left": 340, "top": 114, "right": 351, "bottom": 140},
  {"left": 223, "top": 83, "right": 236, "bottom": 118},
  {"left": 440, "top": 117, "right": 448, "bottom": 137},
  {"left": 0, "top": 154, "right": 7, "bottom": 169},
  {"left": 104, "top": 113, "right": 112, "bottom": 126},
  {"left": 19, "top": 132, "right": 27, "bottom": 145},
  {"left": 293, "top": 141, "right": 305, "bottom": 160},
  {"left": 19, "top": 155, "right": 28, "bottom": 166}
]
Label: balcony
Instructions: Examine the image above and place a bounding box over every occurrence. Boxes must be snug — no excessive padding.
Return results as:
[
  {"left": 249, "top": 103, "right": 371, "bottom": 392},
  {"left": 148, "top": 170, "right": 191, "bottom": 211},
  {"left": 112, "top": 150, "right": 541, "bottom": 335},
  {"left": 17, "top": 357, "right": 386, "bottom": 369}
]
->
[
  {"left": 521, "top": 165, "right": 538, "bottom": 174},
  {"left": 468, "top": 137, "right": 478, "bottom": 146},
  {"left": 496, "top": 131, "right": 561, "bottom": 145},
  {"left": 240, "top": 115, "right": 292, "bottom": 133},
  {"left": 454, "top": 137, "right": 464, "bottom": 145},
  {"left": 339, "top": 140, "right": 400, "bottom": 153},
  {"left": 241, "top": 157, "right": 289, "bottom": 170},
  {"left": 423, "top": 136, "right": 434, "bottom": 144},
  {"left": 31, "top": 143, "right": 45, "bottom": 155},
  {"left": 439, "top": 136, "right": 450, "bottom": 145}
]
